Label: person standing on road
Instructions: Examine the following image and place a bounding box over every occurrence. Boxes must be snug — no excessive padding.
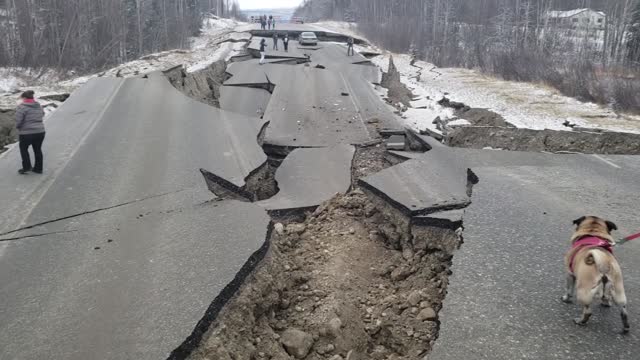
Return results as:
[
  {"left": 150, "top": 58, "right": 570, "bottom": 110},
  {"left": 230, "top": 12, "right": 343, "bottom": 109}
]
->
[
  {"left": 273, "top": 32, "right": 279, "bottom": 51},
  {"left": 347, "top": 36, "right": 355, "bottom": 56},
  {"left": 260, "top": 16, "right": 266, "bottom": 30},
  {"left": 273, "top": 17, "right": 276, "bottom": 29},
  {"left": 283, "top": 33, "right": 289, "bottom": 52},
  {"left": 259, "top": 38, "right": 267, "bottom": 65},
  {"left": 15, "top": 90, "right": 45, "bottom": 174},
  {"left": 268, "top": 16, "right": 272, "bottom": 30}
]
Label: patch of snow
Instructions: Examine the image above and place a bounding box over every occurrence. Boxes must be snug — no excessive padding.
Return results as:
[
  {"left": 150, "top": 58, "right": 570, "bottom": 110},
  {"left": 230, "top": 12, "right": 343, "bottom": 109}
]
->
[
  {"left": 0, "top": 70, "right": 21, "bottom": 93},
  {"left": 447, "top": 119, "right": 471, "bottom": 127},
  {"left": 187, "top": 41, "right": 245, "bottom": 72},
  {"left": 401, "top": 108, "right": 445, "bottom": 134},
  {"left": 312, "top": 21, "right": 360, "bottom": 38}
]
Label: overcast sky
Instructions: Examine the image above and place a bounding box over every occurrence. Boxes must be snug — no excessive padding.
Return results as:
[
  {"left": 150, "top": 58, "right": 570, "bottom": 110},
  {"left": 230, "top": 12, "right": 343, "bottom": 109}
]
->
[{"left": 237, "top": 0, "right": 303, "bottom": 10}]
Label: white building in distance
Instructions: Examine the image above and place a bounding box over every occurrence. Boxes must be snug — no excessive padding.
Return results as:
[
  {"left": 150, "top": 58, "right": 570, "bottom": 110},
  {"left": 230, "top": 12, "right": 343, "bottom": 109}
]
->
[{"left": 546, "top": 8, "right": 606, "bottom": 29}]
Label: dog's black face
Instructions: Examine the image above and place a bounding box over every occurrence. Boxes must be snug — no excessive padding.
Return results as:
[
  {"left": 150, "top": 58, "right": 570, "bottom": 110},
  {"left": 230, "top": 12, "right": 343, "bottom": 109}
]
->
[{"left": 573, "top": 216, "right": 617, "bottom": 233}]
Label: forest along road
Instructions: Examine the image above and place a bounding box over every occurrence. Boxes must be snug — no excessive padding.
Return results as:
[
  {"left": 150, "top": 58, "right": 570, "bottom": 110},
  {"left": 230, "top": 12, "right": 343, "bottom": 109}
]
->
[{"left": 425, "top": 149, "right": 640, "bottom": 360}]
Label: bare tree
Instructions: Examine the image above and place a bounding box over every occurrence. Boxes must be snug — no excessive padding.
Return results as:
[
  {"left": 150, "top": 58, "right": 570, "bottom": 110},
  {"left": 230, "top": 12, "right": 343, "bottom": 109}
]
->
[{"left": 0, "top": 0, "right": 240, "bottom": 72}]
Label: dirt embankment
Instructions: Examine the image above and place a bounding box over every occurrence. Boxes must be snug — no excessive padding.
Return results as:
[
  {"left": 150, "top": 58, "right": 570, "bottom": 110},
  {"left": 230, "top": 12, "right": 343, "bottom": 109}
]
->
[
  {"left": 0, "top": 109, "right": 17, "bottom": 153},
  {"left": 163, "top": 60, "right": 229, "bottom": 108},
  {"left": 447, "top": 126, "right": 640, "bottom": 154},
  {"left": 381, "top": 56, "right": 414, "bottom": 110},
  {"left": 433, "top": 96, "right": 640, "bottom": 155},
  {"left": 189, "top": 191, "right": 453, "bottom": 360},
  {"left": 437, "top": 97, "right": 513, "bottom": 128}
]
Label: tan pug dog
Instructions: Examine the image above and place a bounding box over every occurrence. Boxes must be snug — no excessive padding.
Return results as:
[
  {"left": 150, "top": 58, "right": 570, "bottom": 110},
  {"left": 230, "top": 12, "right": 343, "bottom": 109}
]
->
[{"left": 563, "top": 216, "right": 629, "bottom": 333}]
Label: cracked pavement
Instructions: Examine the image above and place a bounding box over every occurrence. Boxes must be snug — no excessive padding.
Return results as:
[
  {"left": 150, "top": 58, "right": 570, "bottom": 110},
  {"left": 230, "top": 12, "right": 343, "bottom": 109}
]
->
[
  {"left": 0, "top": 72, "right": 273, "bottom": 359},
  {"left": 0, "top": 23, "right": 396, "bottom": 360},
  {"left": 3, "top": 21, "right": 640, "bottom": 360}
]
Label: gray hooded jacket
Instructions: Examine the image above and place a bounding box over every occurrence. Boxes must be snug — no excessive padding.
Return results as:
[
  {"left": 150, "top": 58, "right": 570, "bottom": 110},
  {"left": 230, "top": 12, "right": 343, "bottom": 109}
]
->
[{"left": 16, "top": 102, "right": 45, "bottom": 135}]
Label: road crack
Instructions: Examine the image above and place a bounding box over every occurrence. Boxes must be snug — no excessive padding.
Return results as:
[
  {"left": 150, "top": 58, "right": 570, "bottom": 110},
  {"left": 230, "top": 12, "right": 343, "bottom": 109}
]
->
[{"left": 0, "top": 189, "right": 187, "bottom": 238}]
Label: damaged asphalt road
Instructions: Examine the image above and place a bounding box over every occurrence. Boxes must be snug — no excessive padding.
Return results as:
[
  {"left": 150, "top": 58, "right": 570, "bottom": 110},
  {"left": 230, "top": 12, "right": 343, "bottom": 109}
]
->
[
  {"left": 0, "top": 23, "right": 396, "bottom": 360},
  {"left": 4, "top": 21, "right": 640, "bottom": 360},
  {"left": 0, "top": 73, "right": 274, "bottom": 358}
]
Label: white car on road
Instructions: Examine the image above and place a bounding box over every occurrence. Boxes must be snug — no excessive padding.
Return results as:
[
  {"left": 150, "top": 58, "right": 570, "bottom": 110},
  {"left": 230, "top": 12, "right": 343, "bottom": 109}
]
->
[{"left": 299, "top": 32, "right": 318, "bottom": 46}]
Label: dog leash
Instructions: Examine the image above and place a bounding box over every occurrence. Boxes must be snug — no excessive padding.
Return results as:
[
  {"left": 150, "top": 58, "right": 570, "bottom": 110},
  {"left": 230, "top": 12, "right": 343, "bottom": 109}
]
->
[{"left": 615, "top": 231, "right": 640, "bottom": 246}]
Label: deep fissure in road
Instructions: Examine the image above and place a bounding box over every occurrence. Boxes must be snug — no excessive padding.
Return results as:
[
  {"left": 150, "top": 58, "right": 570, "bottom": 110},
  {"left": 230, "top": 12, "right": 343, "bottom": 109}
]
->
[
  {"left": 186, "top": 139, "right": 475, "bottom": 359},
  {"left": 156, "top": 37, "right": 480, "bottom": 359},
  {"left": 188, "top": 190, "right": 462, "bottom": 360}
]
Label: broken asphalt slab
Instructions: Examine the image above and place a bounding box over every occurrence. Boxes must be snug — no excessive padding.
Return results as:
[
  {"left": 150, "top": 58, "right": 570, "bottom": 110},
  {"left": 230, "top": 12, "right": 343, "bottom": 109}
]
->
[
  {"left": 258, "top": 145, "right": 355, "bottom": 214},
  {"left": 0, "top": 191, "right": 272, "bottom": 360},
  {"left": 358, "top": 156, "right": 470, "bottom": 217},
  {"left": 308, "top": 43, "right": 369, "bottom": 67},
  {"left": 219, "top": 86, "right": 271, "bottom": 118},
  {"left": 262, "top": 66, "right": 372, "bottom": 148}
]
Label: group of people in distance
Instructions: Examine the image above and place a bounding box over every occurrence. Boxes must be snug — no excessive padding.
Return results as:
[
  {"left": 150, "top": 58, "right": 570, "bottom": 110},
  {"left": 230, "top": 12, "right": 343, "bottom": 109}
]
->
[
  {"left": 259, "top": 15, "right": 276, "bottom": 30},
  {"left": 258, "top": 33, "right": 356, "bottom": 65},
  {"left": 259, "top": 32, "right": 290, "bottom": 64}
]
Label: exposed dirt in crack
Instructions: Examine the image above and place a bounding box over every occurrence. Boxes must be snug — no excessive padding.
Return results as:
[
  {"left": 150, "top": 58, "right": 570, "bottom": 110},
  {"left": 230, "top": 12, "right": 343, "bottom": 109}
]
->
[
  {"left": 351, "top": 144, "right": 399, "bottom": 188},
  {"left": 164, "top": 60, "right": 228, "bottom": 107},
  {"left": 189, "top": 190, "right": 453, "bottom": 360},
  {"left": 437, "top": 97, "right": 514, "bottom": 128},
  {"left": 447, "top": 125, "right": 640, "bottom": 154},
  {"left": 381, "top": 56, "right": 414, "bottom": 110}
]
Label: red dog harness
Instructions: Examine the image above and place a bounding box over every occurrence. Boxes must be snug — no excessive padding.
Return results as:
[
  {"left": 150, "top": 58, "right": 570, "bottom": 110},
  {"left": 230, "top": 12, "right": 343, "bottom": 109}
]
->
[{"left": 569, "top": 236, "right": 613, "bottom": 273}]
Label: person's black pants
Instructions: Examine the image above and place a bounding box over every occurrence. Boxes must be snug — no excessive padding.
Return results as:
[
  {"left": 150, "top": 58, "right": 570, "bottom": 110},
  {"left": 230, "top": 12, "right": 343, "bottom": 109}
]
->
[
  {"left": 284, "top": 43, "right": 288, "bottom": 52},
  {"left": 19, "top": 132, "right": 45, "bottom": 172}
]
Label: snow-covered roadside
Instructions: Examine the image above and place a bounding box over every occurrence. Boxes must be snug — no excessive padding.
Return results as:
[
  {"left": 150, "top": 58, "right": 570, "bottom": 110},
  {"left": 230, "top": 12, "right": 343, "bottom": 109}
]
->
[
  {"left": 0, "top": 16, "right": 247, "bottom": 109},
  {"left": 373, "top": 53, "right": 640, "bottom": 134},
  {"left": 314, "top": 21, "right": 640, "bottom": 134},
  {"left": 63, "top": 17, "right": 247, "bottom": 88},
  {"left": 311, "top": 21, "right": 361, "bottom": 38}
]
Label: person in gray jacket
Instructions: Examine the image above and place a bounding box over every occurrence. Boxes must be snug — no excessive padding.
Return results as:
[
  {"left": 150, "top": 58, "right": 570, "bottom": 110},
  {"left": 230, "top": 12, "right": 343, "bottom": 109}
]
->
[{"left": 15, "top": 90, "right": 45, "bottom": 174}]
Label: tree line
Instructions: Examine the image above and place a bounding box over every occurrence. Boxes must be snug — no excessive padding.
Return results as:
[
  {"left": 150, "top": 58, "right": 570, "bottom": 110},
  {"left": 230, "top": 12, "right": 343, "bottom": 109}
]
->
[
  {"left": 0, "top": 0, "right": 240, "bottom": 72},
  {"left": 295, "top": 0, "right": 640, "bottom": 111}
]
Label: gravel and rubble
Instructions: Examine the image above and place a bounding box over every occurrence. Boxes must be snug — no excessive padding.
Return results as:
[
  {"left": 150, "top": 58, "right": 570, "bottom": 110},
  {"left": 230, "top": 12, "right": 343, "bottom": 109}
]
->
[{"left": 189, "top": 191, "right": 455, "bottom": 360}]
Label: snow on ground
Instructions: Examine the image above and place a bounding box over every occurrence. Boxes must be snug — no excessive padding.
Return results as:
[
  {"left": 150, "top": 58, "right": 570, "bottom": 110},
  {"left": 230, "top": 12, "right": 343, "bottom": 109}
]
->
[
  {"left": 317, "top": 20, "right": 640, "bottom": 134},
  {"left": 312, "top": 21, "right": 361, "bottom": 38},
  {"left": 0, "top": 69, "right": 20, "bottom": 93},
  {"left": 372, "top": 52, "right": 640, "bottom": 134},
  {"left": 368, "top": 53, "right": 453, "bottom": 133},
  {"left": 0, "top": 16, "right": 247, "bottom": 109}
]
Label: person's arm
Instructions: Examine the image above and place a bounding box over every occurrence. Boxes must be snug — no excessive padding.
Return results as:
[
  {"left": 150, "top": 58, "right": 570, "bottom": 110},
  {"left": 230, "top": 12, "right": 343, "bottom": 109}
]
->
[{"left": 15, "top": 105, "right": 26, "bottom": 130}]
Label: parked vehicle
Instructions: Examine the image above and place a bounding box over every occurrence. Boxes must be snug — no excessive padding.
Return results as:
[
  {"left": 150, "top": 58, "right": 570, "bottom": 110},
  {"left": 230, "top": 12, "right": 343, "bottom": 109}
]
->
[
  {"left": 299, "top": 32, "right": 318, "bottom": 46},
  {"left": 291, "top": 17, "right": 305, "bottom": 24}
]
